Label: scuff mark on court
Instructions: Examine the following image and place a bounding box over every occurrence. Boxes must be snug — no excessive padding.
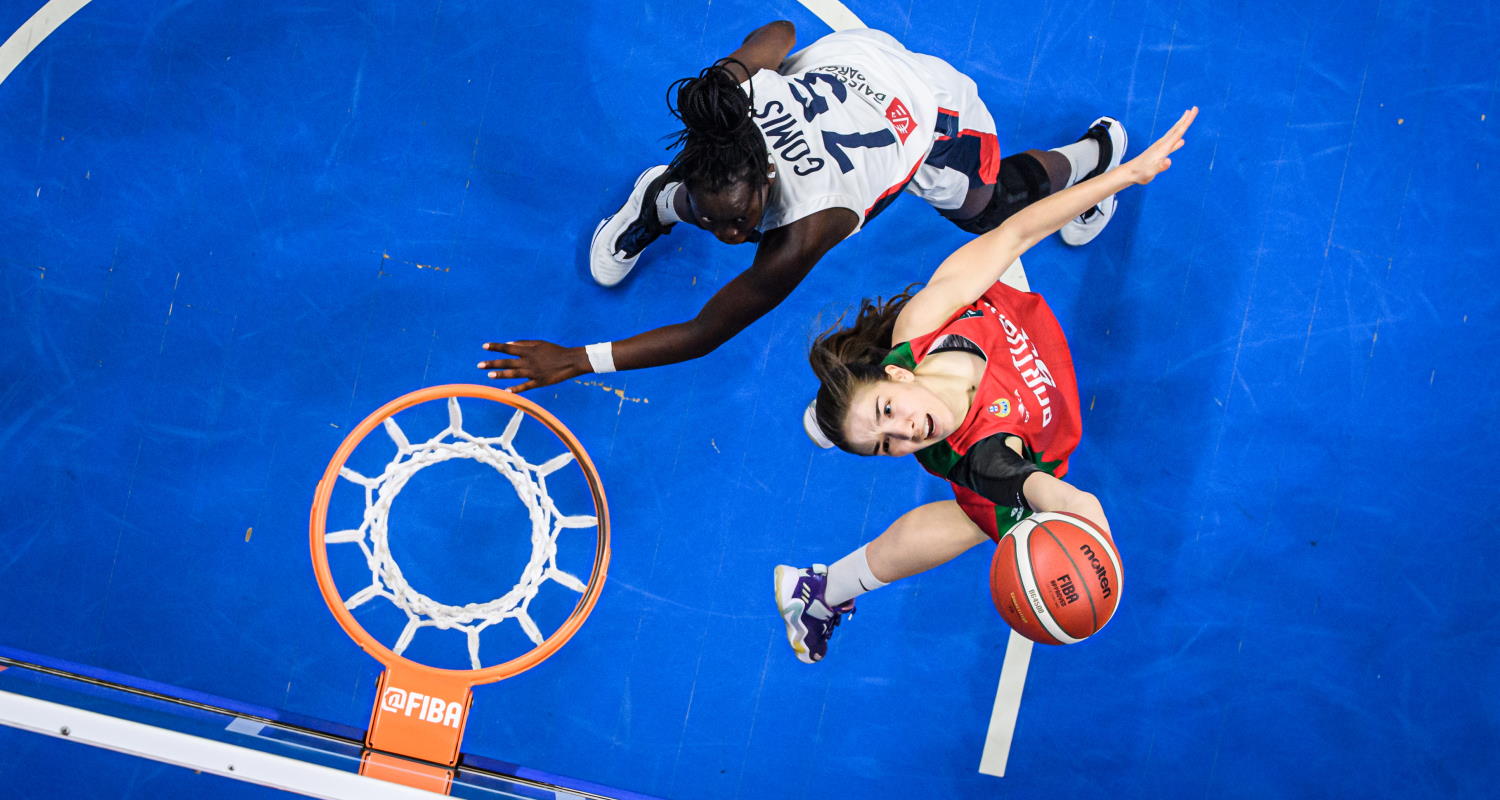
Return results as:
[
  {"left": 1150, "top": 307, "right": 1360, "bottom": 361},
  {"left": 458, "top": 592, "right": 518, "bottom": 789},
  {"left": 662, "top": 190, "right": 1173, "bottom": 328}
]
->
[
  {"left": 380, "top": 252, "right": 450, "bottom": 273},
  {"left": 573, "top": 380, "right": 650, "bottom": 404}
]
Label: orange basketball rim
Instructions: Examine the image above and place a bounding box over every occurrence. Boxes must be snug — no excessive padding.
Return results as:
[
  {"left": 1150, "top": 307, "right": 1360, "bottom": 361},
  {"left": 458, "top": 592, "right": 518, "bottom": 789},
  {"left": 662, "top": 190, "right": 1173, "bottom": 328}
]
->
[{"left": 308, "top": 384, "right": 610, "bottom": 787}]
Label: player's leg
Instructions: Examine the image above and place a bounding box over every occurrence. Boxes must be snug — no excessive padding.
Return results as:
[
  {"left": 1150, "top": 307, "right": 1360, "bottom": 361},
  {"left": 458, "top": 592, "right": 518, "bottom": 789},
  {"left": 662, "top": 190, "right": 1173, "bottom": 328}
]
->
[
  {"left": 939, "top": 149, "right": 1070, "bottom": 223},
  {"left": 902, "top": 53, "right": 1127, "bottom": 242},
  {"left": 774, "top": 501, "right": 987, "bottom": 663},
  {"left": 856, "top": 500, "right": 990, "bottom": 588},
  {"left": 937, "top": 119, "right": 1127, "bottom": 241}
]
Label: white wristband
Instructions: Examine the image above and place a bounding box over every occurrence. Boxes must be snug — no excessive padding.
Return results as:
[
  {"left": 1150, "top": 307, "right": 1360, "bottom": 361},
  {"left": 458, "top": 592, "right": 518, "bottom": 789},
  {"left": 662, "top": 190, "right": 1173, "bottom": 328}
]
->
[{"left": 585, "top": 342, "right": 616, "bottom": 374}]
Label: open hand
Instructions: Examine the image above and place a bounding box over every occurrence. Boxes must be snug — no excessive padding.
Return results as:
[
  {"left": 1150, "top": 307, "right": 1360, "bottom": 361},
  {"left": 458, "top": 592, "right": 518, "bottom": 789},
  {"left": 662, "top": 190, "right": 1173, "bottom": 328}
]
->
[
  {"left": 478, "top": 340, "right": 587, "bottom": 393},
  {"left": 1123, "top": 106, "right": 1199, "bottom": 185}
]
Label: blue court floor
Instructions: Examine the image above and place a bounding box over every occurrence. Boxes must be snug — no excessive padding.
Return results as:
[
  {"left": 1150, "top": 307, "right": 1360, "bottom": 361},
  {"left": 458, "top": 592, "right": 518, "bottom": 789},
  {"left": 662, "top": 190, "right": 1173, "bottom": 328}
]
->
[{"left": 2, "top": 0, "right": 1497, "bottom": 798}]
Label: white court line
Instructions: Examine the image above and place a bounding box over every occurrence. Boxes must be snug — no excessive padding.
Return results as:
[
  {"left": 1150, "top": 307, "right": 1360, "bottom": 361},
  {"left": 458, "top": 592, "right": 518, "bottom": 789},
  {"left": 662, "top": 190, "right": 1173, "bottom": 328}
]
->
[
  {"left": 0, "top": 0, "right": 91, "bottom": 87},
  {"left": 802, "top": 2, "right": 1037, "bottom": 770},
  {"left": 979, "top": 630, "right": 1034, "bottom": 776},
  {"left": 978, "top": 260, "right": 1033, "bottom": 778},
  {"left": 999, "top": 257, "right": 1031, "bottom": 292},
  {"left": 796, "top": 0, "right": 864, "bottom": 31}
]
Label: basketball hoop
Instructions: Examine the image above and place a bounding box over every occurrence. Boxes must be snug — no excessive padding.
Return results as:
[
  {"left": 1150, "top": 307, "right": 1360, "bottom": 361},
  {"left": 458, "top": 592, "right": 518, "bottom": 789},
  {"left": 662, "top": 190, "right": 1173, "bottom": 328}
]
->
[{"left": 309, "top": 384, "right": 609, "bottom": 787}]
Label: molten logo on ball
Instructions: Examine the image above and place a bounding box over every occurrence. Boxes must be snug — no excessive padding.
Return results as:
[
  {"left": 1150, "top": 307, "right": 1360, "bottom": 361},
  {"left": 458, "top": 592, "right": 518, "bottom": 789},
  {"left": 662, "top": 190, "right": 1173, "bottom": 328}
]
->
[{"left": 1078, "top": 543, "right": 1113, "bottom": 598}]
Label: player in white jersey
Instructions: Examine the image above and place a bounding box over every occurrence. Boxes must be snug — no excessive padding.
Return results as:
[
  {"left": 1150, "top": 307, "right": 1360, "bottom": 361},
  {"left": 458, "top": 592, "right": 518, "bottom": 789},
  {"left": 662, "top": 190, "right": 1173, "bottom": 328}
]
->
[{"left": 479, "top": 21, "right": 1126, "bottom": 392}]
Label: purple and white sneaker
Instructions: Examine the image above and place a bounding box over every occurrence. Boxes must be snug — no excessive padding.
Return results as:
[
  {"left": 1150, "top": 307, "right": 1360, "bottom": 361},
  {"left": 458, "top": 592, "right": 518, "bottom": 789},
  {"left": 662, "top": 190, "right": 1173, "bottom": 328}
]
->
[{"left": 774, "top": 564, "right": 854, "bottom": 664}]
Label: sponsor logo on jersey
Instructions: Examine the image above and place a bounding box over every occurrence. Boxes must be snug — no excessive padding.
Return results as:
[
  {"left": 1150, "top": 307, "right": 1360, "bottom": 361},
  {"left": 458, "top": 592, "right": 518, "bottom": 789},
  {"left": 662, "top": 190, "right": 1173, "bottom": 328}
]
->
[
  {"left": 986, "top": 302, "right": 1056, "bottom": 427},
  {"left": 885, "top": 97, "right": 915, "bottom": 143},
  {"left": 812, "top": 65, "right": 890, "bottom": 105},
  {"left": 807, "top": 65, "right": 916, "bottom": 142},
  {"left": 988, "top": 398, "right": 1012, "bottom": 418},
  {"left": 381, "top": 686, "right": 464, "bottom": 729}
]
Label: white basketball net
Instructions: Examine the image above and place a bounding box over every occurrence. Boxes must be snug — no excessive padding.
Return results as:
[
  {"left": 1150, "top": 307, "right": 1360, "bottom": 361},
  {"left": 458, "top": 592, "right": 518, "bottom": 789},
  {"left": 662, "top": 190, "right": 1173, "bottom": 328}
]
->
[{"left": 325, "top": 397, "right": 597, "bottom": 669}]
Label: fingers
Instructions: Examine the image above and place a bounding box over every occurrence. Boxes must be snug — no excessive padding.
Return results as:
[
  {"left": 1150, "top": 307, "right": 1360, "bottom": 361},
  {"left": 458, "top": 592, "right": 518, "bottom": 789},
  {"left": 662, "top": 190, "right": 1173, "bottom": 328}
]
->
[
  {"left": 1136, "top": 107, "right": 1196, "bottom": 176},
  {"left": 480, "top": 362, "right": 538, "bottom": 380},
  {"left": 478, "top": 340, "right": 556, "bottom": 392},
  {"left": 478, "top": 363, "right": 538, "bottom": 392},
  {"left": 1169, "top": 106, "right": 1199, "bottom": 136},
  {"left": 1153, "top": 107, "right": 1198, "bottom": 148},
  {"left": 1162, "top": 108, "right": 1197, "bottom": 150},
  {"left": 480, "top": 341, "right": 530, "bottom": 374}
]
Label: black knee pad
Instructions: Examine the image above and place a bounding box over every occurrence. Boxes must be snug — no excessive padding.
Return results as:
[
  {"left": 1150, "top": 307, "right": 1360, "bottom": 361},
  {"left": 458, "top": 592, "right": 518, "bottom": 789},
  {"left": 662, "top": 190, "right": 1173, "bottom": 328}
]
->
[{"left": 951, "top": 153, "right": 1053, "bottom": 234}]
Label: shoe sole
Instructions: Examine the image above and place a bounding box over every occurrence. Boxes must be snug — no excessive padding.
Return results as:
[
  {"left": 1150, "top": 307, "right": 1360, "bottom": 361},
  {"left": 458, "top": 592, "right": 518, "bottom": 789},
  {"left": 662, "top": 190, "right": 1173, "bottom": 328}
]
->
[
  {"left": 589, "top": 165, "right": 667, "bottom": 287},
  {"left": 773, "top": 565, "right": 816, "bottom": 664},
  {"left": 588, "top": 215, "right": 618, "bottom": 284}
]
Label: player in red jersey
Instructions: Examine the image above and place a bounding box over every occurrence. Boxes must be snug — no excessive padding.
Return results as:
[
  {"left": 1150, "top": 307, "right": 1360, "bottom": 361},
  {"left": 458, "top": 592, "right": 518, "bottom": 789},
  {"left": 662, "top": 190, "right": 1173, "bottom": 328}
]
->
[{"left": 774, "top": 107, "right": 1198, "bottom": 663}]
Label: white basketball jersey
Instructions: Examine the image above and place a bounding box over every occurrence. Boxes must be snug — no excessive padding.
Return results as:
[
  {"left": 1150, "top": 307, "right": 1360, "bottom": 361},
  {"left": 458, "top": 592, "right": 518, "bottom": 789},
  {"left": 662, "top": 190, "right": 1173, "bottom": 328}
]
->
[{"left": 745, "top": 29, "right": 953, "bottom": 234}]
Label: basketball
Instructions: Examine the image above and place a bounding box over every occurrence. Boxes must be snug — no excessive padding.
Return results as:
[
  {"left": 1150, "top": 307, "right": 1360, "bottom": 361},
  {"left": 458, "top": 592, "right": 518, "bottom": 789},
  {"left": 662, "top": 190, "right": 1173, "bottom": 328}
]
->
[{"left": 989, "top": 512, "right": 1122, "bottom": 645}]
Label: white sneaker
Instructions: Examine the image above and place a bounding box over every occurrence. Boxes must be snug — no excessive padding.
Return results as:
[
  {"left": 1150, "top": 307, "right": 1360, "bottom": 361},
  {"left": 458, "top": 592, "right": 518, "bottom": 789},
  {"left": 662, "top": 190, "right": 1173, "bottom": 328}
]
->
[
  {"left": 1060, "top": 117, "right": 1127, "bottom": 246},
  {"left": 589, "top": 165, "right": 673, "bottom": 287}
]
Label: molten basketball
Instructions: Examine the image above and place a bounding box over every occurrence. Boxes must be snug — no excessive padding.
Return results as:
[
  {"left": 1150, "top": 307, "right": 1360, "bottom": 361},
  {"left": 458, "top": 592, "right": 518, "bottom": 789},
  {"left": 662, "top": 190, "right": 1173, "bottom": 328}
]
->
[{"left": 990, "top": 512, "right": 1122, "bottom": 645}]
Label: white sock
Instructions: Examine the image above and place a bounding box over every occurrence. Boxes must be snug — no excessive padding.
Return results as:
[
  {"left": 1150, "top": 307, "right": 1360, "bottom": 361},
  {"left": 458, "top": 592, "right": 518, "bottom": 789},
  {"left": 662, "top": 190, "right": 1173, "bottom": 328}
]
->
[
  {"left": 655, "top": 181, "right": 684, "bottom": 225},
  {"left": 1049, "top": 138, "right": 1101, "bottom": 188},
  {"left": 824, "top": 544, "right": 887, "bottom": 607}
]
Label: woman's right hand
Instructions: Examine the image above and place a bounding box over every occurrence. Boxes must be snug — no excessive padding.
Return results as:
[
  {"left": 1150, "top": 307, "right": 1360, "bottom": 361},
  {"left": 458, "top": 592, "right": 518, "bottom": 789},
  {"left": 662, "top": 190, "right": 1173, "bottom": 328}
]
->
[{"left": 1123, "top": 106, "right": 1199, "bottom": 185}]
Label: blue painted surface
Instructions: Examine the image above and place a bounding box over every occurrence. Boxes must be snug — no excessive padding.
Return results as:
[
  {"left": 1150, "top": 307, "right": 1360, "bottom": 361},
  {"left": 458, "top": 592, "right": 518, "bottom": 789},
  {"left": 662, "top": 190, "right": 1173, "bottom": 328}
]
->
[{"left": 2, "top": 1, "right": 1496, "bottom": 798}]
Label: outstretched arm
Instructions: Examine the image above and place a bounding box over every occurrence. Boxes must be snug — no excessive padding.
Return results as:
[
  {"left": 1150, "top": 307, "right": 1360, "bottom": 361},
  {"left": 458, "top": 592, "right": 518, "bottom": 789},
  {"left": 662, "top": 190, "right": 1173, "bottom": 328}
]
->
[
  {"left": 1021, "top": 472, "right": 1111, "bottom": 537},
  {"left": 480, "top": 208, "right": 857, "bottom": 391},
  {"left": 892, "top": 107, "right": 1199, "bottom": 344}
]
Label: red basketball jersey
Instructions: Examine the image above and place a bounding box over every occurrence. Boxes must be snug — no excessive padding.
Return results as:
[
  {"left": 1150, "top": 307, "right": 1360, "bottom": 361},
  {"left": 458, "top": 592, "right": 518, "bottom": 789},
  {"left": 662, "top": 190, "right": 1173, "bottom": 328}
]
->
[{"left": 884, "top": 281, "right": 1082, "bottom": 540}]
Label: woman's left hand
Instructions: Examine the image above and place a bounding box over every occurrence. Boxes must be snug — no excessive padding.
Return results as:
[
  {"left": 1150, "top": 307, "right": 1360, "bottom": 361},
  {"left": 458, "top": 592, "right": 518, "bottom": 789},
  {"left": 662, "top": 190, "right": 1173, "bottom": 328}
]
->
[{"left": 1123, "top": 106, "right": 1199, "bottom": 185}]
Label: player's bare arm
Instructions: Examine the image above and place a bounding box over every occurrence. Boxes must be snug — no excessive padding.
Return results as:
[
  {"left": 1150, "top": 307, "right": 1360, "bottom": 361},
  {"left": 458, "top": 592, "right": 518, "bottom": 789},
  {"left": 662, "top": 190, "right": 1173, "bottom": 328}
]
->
[
  {"left": 480, "top": 207, "right": 856, "bottom": 391},
  {"left": 892, "top": 107, "right": 1199, "bottom": 344},
  {"left": 715, "top": 20, "right": 796, "bottom": 81},
  {"left": 1020, "top": 471, "right": 1111, "bottom": 537}
]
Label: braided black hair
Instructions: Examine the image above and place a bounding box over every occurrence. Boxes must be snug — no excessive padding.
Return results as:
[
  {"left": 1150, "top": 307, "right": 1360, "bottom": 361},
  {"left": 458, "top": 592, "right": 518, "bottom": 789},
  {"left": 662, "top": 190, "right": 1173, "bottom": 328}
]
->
[{"left": 664, "top": 59, "right": 769, "bottom": 193}]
